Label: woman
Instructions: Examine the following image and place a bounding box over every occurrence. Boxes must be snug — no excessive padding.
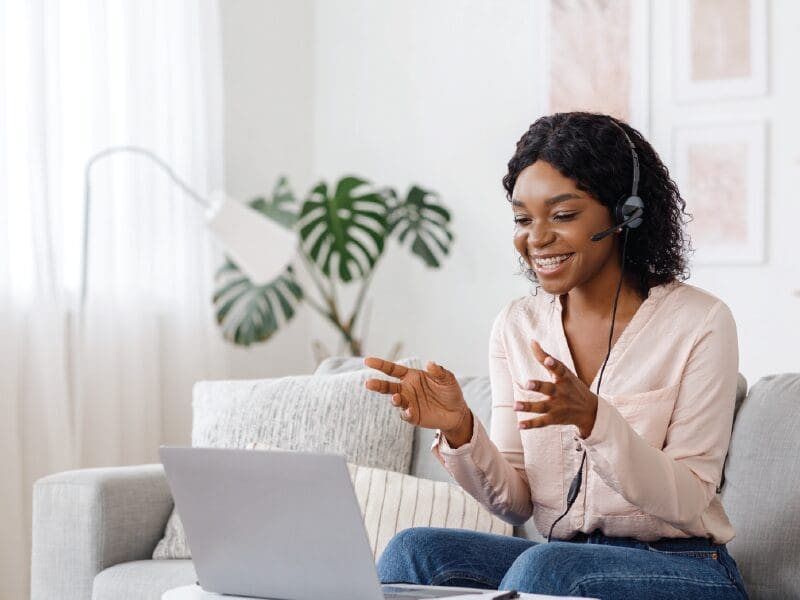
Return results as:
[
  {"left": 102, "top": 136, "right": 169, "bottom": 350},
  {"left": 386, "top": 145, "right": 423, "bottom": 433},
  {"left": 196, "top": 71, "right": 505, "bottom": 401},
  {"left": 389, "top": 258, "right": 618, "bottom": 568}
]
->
[{"left": 364, "top": 112, "right": 749, "bottom": 599}]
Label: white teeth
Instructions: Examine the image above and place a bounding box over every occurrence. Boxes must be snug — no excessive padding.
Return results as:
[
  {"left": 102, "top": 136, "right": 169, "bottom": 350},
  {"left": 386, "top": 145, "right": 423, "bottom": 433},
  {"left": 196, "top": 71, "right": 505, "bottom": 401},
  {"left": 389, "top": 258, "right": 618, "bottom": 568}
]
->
[{"left": 533, "top": 254, "right": 572, "bottom": 268}]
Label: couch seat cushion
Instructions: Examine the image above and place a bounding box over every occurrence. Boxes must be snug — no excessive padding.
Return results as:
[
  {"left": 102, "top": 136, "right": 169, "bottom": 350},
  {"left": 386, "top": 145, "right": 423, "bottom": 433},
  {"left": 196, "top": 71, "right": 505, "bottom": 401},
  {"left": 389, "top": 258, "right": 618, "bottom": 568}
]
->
[{"left": 93, "top": 560, "right": 196, "bottom": 600}]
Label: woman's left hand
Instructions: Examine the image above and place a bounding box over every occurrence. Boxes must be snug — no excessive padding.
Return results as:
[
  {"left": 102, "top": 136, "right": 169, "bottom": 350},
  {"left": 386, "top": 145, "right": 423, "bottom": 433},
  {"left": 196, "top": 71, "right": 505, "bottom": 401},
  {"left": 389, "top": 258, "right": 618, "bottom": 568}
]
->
[{"left": 514, "top": 340, "right": 598, "bottom": 438}]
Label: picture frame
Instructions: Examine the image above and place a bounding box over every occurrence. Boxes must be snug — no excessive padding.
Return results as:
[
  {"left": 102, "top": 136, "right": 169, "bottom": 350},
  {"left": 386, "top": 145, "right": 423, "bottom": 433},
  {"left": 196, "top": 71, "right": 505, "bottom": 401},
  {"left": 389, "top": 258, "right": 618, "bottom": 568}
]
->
[
  {"left": 671, "top": 121, "right": 767, "bottom": 264},
  {"left": 536, "top": 0, "right": 650, "bottom": 135},
  {"left": 674, "top": 0, "right": 768, "bottom": 102}
]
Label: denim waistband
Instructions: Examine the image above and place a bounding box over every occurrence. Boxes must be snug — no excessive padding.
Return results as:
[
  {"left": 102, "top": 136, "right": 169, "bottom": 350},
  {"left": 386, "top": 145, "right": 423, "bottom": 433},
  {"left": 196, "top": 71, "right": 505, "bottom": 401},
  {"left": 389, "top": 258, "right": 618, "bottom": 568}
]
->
[
  {"left": 567, "top": 529, "right": 723, "bottom": 552},
  {"left": 564, "top": 529, "right": 745, "bottom": 596}
]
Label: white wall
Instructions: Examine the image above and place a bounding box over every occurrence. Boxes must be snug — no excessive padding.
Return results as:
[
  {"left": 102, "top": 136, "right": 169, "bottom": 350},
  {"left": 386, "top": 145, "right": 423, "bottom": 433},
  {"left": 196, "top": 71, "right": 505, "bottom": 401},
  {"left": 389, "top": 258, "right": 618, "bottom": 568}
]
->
[
  {"left": 649, "top": 0, "right": 800, "bottom": 384},
  {"left": 222, "top": 0, "right": 800, "bottom": 383},
  {"left": 220, "top": 0, "right": 317, "bottom": 376},
  {"left": 311, "top": 0, "right": 538, "bottom": 374}
]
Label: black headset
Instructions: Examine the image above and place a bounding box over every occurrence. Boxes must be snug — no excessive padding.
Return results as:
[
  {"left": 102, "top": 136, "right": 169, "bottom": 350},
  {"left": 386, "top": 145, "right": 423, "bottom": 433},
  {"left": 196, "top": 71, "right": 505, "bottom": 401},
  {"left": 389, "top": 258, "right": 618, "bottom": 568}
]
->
[
  {"left": 546, "top": 119, "right": 646, "bottom": 543},
  {"left": 590, "top": 123, "right": 645, "bottom": 242}
]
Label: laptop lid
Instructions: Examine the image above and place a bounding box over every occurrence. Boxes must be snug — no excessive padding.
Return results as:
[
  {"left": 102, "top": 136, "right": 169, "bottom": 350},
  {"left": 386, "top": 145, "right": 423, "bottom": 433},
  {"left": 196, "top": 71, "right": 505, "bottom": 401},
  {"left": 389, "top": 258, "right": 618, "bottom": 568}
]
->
[{"left": 160, "top": 446, "right": 385, "bottom": 600}]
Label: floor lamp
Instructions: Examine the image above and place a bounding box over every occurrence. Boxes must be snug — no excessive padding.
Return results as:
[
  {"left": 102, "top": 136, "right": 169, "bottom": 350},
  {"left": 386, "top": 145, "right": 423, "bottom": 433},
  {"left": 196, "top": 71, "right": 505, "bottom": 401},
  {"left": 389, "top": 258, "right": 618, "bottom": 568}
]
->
[{"left": 80, "top": 146, "right": 297, "bottom": 315}]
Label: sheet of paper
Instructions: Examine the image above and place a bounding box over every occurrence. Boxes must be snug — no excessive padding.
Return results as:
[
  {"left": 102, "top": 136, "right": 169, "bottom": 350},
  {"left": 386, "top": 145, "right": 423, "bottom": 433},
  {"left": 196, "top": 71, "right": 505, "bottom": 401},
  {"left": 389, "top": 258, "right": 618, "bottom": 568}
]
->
[{"left": 439, "top": 593, "right": 597, "bottom": 600}]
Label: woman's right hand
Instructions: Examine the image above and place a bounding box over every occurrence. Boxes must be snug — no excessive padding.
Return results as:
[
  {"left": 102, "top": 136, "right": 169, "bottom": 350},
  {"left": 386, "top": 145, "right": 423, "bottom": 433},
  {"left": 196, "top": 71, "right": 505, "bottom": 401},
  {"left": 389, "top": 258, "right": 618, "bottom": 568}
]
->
[{"left": 363, "top": 357, "right": 472, "bottom": 439}]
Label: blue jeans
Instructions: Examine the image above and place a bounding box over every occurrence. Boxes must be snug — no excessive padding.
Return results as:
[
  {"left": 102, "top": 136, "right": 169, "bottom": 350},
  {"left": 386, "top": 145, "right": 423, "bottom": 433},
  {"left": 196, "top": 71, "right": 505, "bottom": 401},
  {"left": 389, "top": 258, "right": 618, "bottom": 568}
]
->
[{"left": 377, "top": 527, "right": 748, "bottom": 599}]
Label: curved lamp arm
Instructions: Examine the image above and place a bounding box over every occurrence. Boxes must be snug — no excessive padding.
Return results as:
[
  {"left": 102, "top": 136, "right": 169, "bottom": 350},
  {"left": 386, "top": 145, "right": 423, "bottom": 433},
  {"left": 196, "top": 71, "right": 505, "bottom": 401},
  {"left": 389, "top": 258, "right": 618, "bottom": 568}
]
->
[
  {"left": 80, "top": 146, "right": 297, "bottom": 314},
  {"left": 81, "top": 146, "right": 211, "bottom": 309}
]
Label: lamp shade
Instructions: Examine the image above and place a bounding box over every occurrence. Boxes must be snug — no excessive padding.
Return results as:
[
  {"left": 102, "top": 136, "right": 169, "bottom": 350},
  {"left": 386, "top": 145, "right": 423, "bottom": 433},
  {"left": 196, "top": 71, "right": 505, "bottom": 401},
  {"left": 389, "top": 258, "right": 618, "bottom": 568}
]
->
[{"left": 204, "top": 191, "right": 297, "bottom": 284}]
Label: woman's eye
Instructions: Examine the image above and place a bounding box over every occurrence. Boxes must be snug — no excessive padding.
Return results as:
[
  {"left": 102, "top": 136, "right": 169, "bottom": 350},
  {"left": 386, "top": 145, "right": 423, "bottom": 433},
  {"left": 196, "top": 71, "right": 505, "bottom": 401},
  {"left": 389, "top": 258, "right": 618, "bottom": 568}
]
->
[
  {"left": 553, "top": 212, "right": 577, "bottom": 222},
  {"left": 513, "top": 216, "right": 531, "bottom": 225}
]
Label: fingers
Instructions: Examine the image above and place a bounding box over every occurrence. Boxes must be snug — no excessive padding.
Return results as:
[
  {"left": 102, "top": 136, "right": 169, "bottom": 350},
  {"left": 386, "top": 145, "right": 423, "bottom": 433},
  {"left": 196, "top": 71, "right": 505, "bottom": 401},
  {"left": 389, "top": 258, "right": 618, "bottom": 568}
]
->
[
  {"left": 522, "top": 379, "right": 557, "bottom": 396},
  {"left": 426, "top": 360, "right": 452, "bottom": 380},
  {"left": 530, "top": 340, "right": 567, "bottom": 382},
  {"left": 363, "top": 359, "right": 416, "bottom": 422},
  {"left": 518, "top": 414, "right": 554, "bottom": 429},
  {"left": 364, "top": 356, "right": 409, "bottom": 379},
  {"left": 513, "top": 399, "right": 552, "bottom": 414},
  {"left": 530, "top": 340, "right": 548, "bottom": 364},
  {"left": 365, "top": 379, "right": 409, "bottom": 410},
  {"left": 365, "top": 378, "right": 402, "bottom": 395},
  {"left": 364, "top": 377, "right": 411, "bottom": 417},
  {"left": 398, "top": 406, "right": 416, "bottom": 424}
]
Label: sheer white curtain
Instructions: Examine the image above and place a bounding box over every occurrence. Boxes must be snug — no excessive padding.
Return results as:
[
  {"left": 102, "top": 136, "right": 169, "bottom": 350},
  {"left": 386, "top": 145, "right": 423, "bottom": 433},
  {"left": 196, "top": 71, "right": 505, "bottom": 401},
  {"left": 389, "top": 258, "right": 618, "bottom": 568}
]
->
[{"left": 0, "top": 1, "right": 228, "bottom": 597}]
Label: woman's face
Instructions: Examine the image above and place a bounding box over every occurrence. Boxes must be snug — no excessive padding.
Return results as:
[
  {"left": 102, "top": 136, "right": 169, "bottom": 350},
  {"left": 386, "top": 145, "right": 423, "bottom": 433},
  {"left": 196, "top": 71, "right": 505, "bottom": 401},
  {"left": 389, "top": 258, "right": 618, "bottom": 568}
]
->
[{"left": 511, "top": 160, "right": 619, "bottom": 295}]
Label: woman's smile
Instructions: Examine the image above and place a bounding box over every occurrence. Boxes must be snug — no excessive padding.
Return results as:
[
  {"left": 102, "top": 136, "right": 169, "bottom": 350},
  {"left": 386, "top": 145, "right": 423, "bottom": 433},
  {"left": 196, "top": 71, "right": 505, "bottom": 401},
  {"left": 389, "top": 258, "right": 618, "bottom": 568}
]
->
[
  {"left": 511, "top": 161, "right": 620, "bottom": 294},
  {"left": 531, "top": 252, "right": 575, "bottom": 276}
]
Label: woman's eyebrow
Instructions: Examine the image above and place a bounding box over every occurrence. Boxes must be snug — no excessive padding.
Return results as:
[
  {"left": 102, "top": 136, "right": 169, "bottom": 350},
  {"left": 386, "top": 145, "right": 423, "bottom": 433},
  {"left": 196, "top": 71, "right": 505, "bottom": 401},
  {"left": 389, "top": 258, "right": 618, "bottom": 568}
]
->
[
  {"left": 511, "top": 193, "right": 582, "bottom": 208},
  {"left": 544, "top": 193, "right": 581, "bottom": 206}
]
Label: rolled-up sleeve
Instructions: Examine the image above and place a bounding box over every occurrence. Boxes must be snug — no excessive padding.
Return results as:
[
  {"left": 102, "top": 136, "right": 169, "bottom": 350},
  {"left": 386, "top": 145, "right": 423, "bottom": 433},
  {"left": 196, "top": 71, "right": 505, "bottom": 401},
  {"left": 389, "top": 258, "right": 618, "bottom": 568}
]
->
[{"left": 431, "top": 306, "right": 533, "bottom": 526}]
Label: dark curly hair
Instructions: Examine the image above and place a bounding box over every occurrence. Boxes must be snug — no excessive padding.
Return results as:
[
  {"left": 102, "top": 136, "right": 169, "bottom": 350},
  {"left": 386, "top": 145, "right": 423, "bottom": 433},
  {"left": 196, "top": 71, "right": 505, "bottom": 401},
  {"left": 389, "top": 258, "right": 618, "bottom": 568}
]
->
[{"left": 502, "top": 112, "right": 692, "bottom": 296}]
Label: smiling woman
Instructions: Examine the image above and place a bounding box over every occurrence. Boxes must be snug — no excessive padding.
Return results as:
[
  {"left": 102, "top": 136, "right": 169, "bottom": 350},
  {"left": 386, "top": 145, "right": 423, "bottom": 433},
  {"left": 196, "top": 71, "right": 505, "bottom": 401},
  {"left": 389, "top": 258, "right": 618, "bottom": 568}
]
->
[
  {"left": 504, "top": 112, "right": 691, "bottom": 298},
  {"left": 367, "top": 113, "right": 749, "bottom": 598}
]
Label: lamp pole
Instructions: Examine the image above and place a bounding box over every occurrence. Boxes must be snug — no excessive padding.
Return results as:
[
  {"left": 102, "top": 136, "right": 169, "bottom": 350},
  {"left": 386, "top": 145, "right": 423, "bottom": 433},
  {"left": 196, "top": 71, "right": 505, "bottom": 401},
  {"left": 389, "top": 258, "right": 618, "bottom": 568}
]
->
[{"left": 80, "top": 146, "right": 211, "bottom": 312}]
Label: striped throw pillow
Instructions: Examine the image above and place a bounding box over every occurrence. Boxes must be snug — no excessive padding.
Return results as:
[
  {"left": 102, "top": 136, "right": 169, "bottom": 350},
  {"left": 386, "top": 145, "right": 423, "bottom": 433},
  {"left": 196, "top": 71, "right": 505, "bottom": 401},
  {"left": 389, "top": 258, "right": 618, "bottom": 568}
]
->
[
  {"left": 347, "top": 463, "right": 514, "bottom": 558},
  {"left": 154, "top": 453, "right": 512, "bottom": 560}
]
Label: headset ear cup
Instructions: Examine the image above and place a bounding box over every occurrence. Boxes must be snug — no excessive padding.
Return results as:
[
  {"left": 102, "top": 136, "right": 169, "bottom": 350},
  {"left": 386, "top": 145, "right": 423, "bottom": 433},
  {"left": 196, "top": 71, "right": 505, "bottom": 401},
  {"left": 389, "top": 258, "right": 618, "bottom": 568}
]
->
[
  {"left": 615, "top": 195, "right": 630, "bottom": 225},
  {"left": 619, "top": 196, "right": 644, "bottom": 230}
]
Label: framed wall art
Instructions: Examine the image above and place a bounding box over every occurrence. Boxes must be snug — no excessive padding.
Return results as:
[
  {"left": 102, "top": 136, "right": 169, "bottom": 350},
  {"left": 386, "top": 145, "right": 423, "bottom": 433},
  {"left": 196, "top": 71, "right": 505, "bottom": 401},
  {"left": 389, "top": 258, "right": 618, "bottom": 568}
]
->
[
  {"left": 674, "top": 0, "right": 768, "bottom": 101},
  {"left": 537, "top": 0, "right": 650, "bottom": 134},
  {"left": 672, "top": 121, "right": 767, "bottom": 264}
]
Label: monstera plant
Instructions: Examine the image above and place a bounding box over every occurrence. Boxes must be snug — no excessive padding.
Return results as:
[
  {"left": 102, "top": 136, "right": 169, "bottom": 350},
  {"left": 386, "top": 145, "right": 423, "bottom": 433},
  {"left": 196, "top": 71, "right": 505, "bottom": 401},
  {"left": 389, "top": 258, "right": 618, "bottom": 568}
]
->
[{"left": 212, "top": 175, "right": 454, "bottom": 358}]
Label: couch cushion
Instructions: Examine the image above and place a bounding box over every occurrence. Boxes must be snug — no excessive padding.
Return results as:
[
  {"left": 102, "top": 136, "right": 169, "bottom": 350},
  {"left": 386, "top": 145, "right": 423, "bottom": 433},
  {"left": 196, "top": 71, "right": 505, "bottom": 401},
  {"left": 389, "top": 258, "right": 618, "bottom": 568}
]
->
[
  {"left": 191, "top": 357, "right": 420, "bottom": 471},
  {"left": 348, "top": 462, "right": 513, "bottom": 558},
  {"left": 722, "top": 373, "right": 800, "bottom": 599},
  {"left": 734, "top": 373, "right": 748, "bottom": 419},
  {"left": 155, "top": 359, "right": 420, "bottom": 560},
  {"left": 92, "top": 560, "right": 195, "bottom": 600},
  {"left": 313, "top": 355, "right": 373, "bottom": 374}
]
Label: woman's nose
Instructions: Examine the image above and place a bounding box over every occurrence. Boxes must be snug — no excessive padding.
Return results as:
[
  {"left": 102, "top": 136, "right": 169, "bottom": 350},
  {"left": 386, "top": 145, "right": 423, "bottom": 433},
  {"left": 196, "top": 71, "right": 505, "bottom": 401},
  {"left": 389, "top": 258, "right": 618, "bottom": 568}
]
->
[{"left": 528, "top": 221, "right": 556, "bottom": 248}]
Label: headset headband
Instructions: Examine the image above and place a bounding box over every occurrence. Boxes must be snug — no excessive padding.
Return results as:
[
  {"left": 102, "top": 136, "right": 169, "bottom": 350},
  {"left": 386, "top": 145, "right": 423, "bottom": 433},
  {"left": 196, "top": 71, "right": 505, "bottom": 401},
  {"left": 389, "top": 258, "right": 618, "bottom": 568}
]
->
[{"left": 609, "top": 119, "right": 639, "bottom": 198}]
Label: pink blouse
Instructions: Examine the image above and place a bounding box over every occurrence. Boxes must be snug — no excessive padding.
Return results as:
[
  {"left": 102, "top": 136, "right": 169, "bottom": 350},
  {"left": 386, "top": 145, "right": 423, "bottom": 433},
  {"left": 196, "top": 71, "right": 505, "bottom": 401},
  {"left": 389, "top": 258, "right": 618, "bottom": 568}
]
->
[{"left": 432, "top": 281, "right": 738, "bottom": 544}]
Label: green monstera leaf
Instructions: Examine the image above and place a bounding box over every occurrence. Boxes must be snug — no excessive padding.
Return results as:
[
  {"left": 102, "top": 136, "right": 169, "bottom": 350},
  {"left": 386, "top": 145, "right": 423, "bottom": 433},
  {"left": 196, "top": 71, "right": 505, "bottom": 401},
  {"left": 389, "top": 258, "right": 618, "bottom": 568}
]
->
[
  {"left": 247, "top": 175, "right": 299, "bottom": 229},
  {"left": 386, "top": 185, "right": 454, "bottom": 268},
  {"left": 212, "top": 176, "right": 303, "bottom": 346},
  {"left": 213, "top": 261, "right": 303, "bottom": 346},
  {"left": 298, "top": 176, "right": 388, "bottom": 283}
]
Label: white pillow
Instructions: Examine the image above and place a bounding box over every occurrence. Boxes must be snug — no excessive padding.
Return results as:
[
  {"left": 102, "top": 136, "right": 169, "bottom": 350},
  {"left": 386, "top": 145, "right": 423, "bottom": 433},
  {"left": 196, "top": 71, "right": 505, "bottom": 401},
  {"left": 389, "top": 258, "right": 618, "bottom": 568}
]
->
[
  {"left": 190, "top": 359, "right": 420, "bottom": 473},
  {"left": 154, "top": 456, "right": 513, "bottom": 560},
  {"left": 155, "top": 359, "right": 421, "bottom": 559}
]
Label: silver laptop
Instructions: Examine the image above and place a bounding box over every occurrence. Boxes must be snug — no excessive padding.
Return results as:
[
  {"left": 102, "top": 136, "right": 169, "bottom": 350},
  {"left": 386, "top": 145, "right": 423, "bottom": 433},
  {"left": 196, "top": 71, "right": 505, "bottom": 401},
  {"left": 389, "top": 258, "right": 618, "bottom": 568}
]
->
[{"left": 159, "top": 447, "right": 492, "bottom": 600}]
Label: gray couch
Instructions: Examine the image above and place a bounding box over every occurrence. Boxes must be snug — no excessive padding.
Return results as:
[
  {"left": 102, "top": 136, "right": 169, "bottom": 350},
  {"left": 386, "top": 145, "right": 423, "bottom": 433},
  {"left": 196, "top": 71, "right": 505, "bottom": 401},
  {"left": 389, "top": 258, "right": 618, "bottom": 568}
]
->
[{"left": 30, "top": 361, "right": 800, "bottom": 600}]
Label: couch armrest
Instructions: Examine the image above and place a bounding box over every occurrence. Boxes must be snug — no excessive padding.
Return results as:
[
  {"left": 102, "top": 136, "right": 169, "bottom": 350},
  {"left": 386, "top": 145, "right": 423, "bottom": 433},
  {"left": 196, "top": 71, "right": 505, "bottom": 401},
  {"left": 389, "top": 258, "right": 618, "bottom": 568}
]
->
[{"left": 30, "top": 464, "right": 173, "bottom": 600}]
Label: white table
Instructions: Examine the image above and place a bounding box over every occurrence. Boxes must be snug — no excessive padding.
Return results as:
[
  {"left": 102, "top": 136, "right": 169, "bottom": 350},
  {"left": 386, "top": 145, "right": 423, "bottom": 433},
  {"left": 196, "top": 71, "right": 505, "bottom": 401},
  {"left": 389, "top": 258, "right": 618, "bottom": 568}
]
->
[{"left": 163, "top": 583, "right": 590, "bottom": 600}]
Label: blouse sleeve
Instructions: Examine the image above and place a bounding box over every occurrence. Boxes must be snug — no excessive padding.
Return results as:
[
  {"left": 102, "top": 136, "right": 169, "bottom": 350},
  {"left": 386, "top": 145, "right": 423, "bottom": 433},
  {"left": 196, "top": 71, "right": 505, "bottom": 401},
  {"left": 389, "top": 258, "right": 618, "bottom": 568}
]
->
[{"left": 430, "top": 305, "right": 533, "bottom": 525}]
